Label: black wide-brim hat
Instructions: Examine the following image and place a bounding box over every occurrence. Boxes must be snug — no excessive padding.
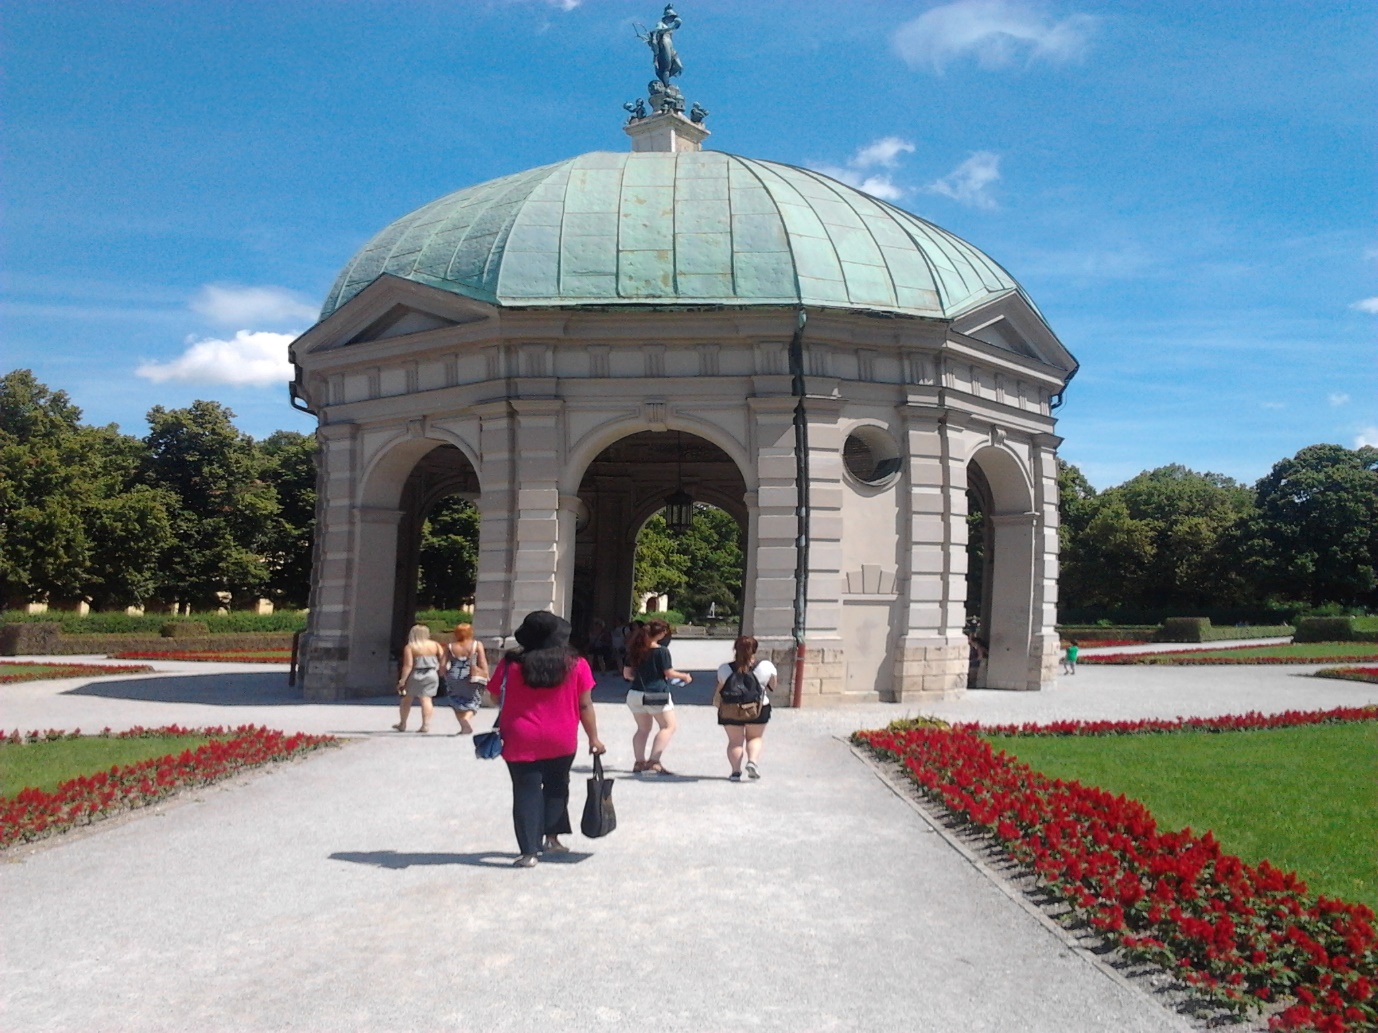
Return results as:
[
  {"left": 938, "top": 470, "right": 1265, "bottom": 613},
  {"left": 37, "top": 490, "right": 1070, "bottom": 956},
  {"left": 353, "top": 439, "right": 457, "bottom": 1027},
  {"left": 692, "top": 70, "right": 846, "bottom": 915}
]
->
[{"left": 513, "top": 610, "right": 571, "bottom": 651}]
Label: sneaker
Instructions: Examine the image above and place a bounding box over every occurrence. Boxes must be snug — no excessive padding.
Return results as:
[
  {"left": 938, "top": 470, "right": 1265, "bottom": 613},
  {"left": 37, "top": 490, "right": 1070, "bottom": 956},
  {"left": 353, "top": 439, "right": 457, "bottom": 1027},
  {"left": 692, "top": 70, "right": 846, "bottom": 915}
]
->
[
  {"left": 512, "top": 854, "right": 538, "bottom": 868},
  {"left": 728, "top": 771, "right": 742, "bottom": 782},
  {"left": 745, "top": 761, "right": 761, "bottom": 780}
]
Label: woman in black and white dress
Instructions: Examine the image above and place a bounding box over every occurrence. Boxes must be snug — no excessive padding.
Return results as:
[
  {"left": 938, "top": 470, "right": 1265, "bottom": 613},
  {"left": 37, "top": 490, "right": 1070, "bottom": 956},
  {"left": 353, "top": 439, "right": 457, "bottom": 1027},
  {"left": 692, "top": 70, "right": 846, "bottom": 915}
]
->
[{"left": 444, "top": 623, "right": 489, "bottom": 734}]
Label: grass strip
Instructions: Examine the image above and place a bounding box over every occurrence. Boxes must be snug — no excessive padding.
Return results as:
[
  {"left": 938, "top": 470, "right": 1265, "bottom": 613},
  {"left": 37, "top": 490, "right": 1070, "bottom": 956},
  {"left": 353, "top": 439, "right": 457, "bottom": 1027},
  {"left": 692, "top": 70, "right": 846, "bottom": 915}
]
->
[
  {"left": 988, "top": 723, "right": 1378, "bottom": 911},
  {"left": 0, "top": 735, "right": 218, "bottom": 797},
  {"left": 0, "top": 661, "right": 154, "bottom": 683},
  {"left": 1084, "top": 642, "right": 1378, "bottom": 664}
]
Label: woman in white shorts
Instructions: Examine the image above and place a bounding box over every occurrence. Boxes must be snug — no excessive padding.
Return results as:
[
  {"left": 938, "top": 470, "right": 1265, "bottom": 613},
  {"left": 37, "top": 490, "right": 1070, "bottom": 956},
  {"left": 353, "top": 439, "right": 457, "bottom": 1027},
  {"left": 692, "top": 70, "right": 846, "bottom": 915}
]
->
[
  {"left": 623, "top": 619, "right": 691, "bottom": 775},
  {"left": 714, "top": 635, "right": 778, "bottom": 781}
]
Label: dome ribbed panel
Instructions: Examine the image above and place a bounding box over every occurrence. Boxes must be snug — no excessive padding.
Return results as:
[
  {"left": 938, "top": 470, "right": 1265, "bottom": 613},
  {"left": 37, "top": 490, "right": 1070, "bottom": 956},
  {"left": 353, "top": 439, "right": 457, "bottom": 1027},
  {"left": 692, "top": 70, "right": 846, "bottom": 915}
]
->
[{"left": 321, "top": 150, "right": 1026, "bottom": 321}]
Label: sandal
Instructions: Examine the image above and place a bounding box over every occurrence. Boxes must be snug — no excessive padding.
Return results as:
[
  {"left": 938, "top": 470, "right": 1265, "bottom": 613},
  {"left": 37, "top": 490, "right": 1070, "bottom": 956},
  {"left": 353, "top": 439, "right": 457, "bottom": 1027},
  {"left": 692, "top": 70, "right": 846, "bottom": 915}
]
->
[
  {"left": 418, "top": 724, "right": 430, "bottom": 734},
  {"left": 392, "top": 722, "right": 406, "bottom": 732},
  {"left": 632, "top": 761, "right": 649, "bottom": 774},
  {"left": 647, "top": 761, "right": 673, "bottom": 776}
]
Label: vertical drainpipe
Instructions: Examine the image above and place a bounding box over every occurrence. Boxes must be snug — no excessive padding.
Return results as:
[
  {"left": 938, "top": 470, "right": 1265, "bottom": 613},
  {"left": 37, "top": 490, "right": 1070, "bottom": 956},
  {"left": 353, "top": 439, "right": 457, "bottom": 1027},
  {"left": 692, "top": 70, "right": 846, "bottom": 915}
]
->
[{"left": 787, "top": 308, "right": 810, "bottom": 708}]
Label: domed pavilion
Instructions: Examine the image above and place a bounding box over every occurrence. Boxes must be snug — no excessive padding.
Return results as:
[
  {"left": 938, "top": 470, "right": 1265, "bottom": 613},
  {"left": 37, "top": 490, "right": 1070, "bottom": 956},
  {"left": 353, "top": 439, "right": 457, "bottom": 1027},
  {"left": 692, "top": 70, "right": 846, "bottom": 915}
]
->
[{"left": 289, "top": 21, "right": 1077, "bottom": 704}]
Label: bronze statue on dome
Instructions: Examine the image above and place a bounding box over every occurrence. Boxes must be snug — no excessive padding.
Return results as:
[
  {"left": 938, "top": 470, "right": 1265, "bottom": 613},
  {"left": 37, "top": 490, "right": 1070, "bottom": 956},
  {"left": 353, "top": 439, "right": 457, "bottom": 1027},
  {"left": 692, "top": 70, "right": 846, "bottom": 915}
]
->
[{"left": 637, "top": 6, "right": 683, "bottom": 87}]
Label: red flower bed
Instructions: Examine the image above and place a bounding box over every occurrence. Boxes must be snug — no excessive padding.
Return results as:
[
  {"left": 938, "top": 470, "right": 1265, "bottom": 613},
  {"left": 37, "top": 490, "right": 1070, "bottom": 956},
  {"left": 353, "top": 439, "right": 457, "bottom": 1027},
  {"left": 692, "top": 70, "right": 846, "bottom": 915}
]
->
[
  {"left": 853, "top": 712, "right": 1378, "bottom": 1032},
  {"left": 109, "top": 650, "right": 291, "bottom": 663},
  {"left": 0, "top": 725, "right": 337, "bottom": 848},
  {"left": 0, "top": 661, "right": 153, "bottom": 684},
  {"left": 1315, "top": 668, "right": 1378, "bottom": 686},
  {"left": 1084, "top": 645, "right": 1378, "bottom": 666}
]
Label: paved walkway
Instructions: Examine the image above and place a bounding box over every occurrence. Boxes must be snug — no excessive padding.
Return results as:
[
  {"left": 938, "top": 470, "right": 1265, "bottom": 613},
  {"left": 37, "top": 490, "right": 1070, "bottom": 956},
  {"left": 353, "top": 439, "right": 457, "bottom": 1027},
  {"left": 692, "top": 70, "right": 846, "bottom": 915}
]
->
[{"left": 2, "top": 653, "right": 1375, "bottom": 1032}]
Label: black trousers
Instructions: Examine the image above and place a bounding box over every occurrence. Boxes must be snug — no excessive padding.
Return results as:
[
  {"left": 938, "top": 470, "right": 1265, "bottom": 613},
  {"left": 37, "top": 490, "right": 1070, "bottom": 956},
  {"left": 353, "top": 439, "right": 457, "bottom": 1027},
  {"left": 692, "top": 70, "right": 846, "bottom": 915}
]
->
[{"left": 504, "top": 752, "right": 575, "bottom": 856}]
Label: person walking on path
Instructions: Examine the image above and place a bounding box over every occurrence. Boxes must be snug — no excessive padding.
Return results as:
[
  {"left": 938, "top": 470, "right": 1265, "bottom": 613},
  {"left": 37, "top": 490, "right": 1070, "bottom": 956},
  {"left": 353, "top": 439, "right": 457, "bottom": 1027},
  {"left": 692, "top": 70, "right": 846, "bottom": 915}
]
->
[
  {"left": 1062, "top": 639, "right": 1079, "bottom": 675},
  {"left": 394, "top": 624, "right": 448, "bottom": 733},
  {"left": 444, "top": 623, "right": 489, "bottom": 734},
  {"left": 623, "top": 618, "right": 691, "bottom": 775},
  {"left": 714, "top": 635, "right": 778, "bottom": 782},
  {"left": 492, "top": 611, "right": 605, "bottom": 868}
]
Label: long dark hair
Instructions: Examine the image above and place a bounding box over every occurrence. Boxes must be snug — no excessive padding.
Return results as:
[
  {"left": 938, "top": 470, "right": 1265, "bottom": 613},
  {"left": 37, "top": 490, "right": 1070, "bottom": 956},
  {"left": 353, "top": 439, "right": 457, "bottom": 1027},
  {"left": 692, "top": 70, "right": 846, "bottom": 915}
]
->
[
  {"left": 507, "top": 611, "right": 576, "bottom": 688},
  {"left": 732, "top": 635, "right": 758, "bottom": 674},
  {"left": 625, "top": 619, "right": 670, "bottom": 668}
]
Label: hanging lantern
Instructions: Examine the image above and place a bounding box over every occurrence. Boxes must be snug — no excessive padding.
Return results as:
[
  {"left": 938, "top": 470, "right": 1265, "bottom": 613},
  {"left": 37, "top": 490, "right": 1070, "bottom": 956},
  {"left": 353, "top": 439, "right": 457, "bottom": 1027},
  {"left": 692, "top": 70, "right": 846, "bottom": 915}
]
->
[{"left": 662, "top": 489, "right": 694, "bottom": 533}]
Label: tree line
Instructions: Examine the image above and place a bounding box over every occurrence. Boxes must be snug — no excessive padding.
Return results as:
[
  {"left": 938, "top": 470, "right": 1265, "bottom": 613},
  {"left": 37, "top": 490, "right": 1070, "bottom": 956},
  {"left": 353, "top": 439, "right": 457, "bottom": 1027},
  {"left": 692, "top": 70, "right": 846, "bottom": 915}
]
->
[
  {"left": 1, "top": 370, "right": 315, "bottom": 611},
  {"left": 4, "top": 368, "right": 1375, "bottom": 620}
]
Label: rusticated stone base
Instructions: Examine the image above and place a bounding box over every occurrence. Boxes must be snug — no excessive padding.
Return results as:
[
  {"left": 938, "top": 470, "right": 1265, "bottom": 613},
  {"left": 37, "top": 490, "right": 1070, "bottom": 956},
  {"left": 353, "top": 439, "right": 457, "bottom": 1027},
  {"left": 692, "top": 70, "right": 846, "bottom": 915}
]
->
[{"left": 890, "top": 639, "right": 969, "bottom": 703}]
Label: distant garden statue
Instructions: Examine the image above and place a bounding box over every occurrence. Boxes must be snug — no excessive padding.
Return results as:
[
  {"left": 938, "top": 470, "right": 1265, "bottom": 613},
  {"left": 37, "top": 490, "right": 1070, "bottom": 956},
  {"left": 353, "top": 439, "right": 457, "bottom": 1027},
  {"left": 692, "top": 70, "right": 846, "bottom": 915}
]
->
[{"left": 638, "top": 5, "right": 683, "bottom": 85}]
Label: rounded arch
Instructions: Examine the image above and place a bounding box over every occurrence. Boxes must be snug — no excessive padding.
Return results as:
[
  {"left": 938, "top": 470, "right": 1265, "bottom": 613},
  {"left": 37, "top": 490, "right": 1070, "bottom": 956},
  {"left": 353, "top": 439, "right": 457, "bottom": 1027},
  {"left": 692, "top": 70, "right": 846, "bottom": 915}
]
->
[
  {"left": 358, "top": 427, "right": 482, "bottom": 509},
  {"left": 967, "top": 444, "right": 1033, "bottom": 515},
  {"left": 561, "top": 414, "right": 755, "bottom": 499}
]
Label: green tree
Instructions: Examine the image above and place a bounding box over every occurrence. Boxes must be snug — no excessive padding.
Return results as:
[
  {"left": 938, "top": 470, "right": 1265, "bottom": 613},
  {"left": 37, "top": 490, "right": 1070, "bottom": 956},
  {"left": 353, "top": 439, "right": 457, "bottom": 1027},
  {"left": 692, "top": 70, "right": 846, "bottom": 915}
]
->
[
  {"left": 417, "top": 496, "right": 479, "bottom": 609},
  {"left": 1244, "top": 444, "right": 1378, "bottom": 607},
  {"left": 259, "top": 430, "right": 317, "bottom": 608},
  {"left": 141, "top": 401, "right": 278, "bottom": 608},
  {"left": 634, "top": 505, "right": 744, "bottom": 621}
]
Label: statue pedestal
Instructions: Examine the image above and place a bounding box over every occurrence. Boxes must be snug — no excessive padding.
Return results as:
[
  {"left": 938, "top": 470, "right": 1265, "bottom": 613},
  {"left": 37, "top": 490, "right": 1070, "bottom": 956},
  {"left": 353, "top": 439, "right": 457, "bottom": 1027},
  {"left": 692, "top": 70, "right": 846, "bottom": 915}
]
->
[{"left": 624, "top": 111, "right": 709, "bottom": 153}]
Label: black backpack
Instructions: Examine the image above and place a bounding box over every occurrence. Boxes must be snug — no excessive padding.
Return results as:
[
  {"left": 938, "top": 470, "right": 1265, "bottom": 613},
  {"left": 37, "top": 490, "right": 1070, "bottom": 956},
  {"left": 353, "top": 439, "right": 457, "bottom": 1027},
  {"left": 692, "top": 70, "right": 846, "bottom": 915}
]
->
[{"left": 719, "top": 666, "right": 763, "bottom": 705}]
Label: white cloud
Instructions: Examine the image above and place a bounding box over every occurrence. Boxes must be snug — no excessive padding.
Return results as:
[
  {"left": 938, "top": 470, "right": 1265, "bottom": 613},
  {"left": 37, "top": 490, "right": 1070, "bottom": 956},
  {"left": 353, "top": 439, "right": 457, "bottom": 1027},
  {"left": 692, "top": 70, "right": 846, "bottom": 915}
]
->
[
  {"left": 1329, "top": 393, "right": 1351, "bottom": 406},
  {"left": 191, "top": 284, "right": 318, "bottom": 328},
  {"left": 136, "top": 331, "right": 296, "bottom": 387},
  {"left": 810, "top": 135, "right": 917, "bottom": 202},
  {"left": 894, "top": 0, "right": 1096, "bottom": 73},
  {"left": 1357, "top": 427, "right": 1378, "bottom": 449},
  {"left": 852, "top": 136, "right": 916, "bottom": 169},
  {"left": 1351, "top": 297, "right": 1378, "bottom": 314},
  {"left": 812, "top": 164, "right": 907, "bottom": 202},
  {"left": 926, "top": 151, "right": 1002, "bottom": 209}
]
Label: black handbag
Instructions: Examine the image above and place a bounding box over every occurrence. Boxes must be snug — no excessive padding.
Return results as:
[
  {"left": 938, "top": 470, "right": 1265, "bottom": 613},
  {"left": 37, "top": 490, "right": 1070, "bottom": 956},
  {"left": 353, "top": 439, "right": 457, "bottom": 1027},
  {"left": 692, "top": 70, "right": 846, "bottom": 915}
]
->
[{"left": 580, "top": 753, "right": 616, "bottom": 838}]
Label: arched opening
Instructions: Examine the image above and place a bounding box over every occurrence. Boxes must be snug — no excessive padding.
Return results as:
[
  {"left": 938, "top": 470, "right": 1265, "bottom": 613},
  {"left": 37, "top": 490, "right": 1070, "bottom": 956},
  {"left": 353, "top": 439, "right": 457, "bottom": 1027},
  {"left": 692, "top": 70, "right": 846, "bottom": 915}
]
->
[
  {"left": 966, "top": 446, "right": 1036, "bottom": 690},
  {"left": 350, "top": 440, "right": 480, "bottom": 689},
  {"left": 632, "top": 504, "right": 745, "bottom": 624},
  {"left": 568, "top": 430, "right": 748, "bottom": 650}
]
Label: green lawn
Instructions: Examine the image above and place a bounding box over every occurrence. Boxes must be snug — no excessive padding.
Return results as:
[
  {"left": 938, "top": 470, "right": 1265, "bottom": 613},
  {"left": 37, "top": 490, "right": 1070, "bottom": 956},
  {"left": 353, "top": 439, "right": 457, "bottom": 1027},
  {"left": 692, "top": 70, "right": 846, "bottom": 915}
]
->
[
  {"left": 988, "top": 724, "right": 1378, "bottom": 911},
  {"left": 0, "top": 735, "right": 218, "bottom": 797},
  {"left": 1093, "top": 642, "right": 1378, "bottom": 662}
]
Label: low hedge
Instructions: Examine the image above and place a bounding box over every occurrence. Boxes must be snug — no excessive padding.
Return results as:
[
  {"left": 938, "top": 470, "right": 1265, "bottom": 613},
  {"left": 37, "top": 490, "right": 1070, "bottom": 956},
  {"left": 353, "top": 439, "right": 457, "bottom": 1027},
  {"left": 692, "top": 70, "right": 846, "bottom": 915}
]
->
[
  {"left": 1294, "top": 616, "right": 1355, "bottom": 643},
  {"left": 1156, "top": 618, "right": 1294, "bottom": 644},
  {"left": 0, "top": 610, "right": 308, "bottom": 635},
  {"left": 1054, "top": 626, "right": 1158, "bottom": 644},
  {"left": 0, "top": 624, "right": 295, "bottom": 657}
]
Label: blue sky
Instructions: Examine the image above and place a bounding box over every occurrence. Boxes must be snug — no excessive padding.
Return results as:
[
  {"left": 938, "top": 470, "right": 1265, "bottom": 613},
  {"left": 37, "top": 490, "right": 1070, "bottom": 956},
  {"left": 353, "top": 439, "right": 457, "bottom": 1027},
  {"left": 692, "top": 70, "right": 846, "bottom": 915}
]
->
[{"left": 4, "top": 0, "right": 1374, "bottom": 490}]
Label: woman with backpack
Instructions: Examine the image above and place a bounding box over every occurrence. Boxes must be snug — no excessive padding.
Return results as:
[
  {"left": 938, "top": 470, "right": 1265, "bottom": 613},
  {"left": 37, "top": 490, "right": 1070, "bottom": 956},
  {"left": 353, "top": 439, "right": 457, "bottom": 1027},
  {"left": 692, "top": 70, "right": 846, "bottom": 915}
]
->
[
  {"left": 623, "top": 618, "right": 691, "bottom": 775},
  {"left": 714, "top": 635, "right": 778, "bottom": 781}
]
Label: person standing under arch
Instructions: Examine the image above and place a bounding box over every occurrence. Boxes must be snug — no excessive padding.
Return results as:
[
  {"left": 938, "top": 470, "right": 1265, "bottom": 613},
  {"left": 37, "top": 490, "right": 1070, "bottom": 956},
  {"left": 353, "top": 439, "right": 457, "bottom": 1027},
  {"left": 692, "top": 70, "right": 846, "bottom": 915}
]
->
[
  {"left": 714, "top": 635, "right": 777, "bottom": 781},
  {"left": 623, "top": 618, "right": 690, "bottom": 775},
  {"left": 394, "top": 624, "right": 448, "bottom": 733}
]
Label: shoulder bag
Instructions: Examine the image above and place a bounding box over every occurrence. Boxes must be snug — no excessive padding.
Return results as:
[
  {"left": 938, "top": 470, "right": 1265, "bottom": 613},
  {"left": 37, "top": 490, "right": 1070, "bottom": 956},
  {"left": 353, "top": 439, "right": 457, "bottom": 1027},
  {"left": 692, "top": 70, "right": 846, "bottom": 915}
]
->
[
  {"left": 580, "top": 753, "right": 616, "bottom": 838},
  {"left": 472, "top": 661, "right": 509, "bottom": 760}
]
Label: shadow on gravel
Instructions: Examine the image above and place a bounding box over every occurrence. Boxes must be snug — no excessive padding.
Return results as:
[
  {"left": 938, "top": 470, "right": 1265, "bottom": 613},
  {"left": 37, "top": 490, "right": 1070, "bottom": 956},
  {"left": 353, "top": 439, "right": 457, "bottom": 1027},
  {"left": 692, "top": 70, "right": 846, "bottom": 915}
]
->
[
  {"left": 330, "top": 849, "right": 591, "bottom": 868},
  {"left": 63, "top": 672, "right": 394, "bottom": 707}
]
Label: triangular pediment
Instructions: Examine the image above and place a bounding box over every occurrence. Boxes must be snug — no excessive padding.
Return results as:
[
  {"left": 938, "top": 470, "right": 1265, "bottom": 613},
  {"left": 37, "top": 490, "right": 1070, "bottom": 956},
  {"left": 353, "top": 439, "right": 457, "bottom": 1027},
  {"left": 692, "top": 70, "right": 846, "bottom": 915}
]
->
[
  {"left": 951, "top": 294, "right": 1077, "bottom": 374},
  {"left": 346, "top": 304, "right": 463, "bottom": 344},
  {"left": 291, "top": 275, "right": 497, "bottom": 361}
]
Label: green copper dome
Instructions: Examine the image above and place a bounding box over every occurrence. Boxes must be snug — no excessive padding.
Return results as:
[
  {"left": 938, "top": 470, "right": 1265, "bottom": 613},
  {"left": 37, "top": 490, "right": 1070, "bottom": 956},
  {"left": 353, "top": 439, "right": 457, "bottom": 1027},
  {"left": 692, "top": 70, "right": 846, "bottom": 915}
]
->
[{"left": 323, "top": 150, "right": 1031, "bottom": 320}]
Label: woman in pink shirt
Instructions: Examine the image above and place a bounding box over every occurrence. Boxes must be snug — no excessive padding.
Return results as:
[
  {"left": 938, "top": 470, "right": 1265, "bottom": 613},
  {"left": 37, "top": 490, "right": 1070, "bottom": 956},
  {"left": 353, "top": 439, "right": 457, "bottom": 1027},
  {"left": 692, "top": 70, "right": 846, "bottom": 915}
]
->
[{"left": 492, "top": 611, "right": 606, "bottom": 868}]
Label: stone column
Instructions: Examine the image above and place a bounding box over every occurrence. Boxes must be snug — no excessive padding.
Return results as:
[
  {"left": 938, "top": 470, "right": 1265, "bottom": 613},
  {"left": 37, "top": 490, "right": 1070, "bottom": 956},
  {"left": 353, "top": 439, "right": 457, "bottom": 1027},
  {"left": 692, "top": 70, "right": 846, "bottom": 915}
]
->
[
  {"left": 472, "top": 402, "right": 516, "bottom": 646},
  {"left": 891, "top": 406, "right": 969, "bottom": 701},
  {"left": 346, "top": 505, "right": 405, "bottom": 693},
  {"left": 745, "top": 397, "right": 801, "bottom": 699},
  {"left": 508, "top": 399, "right": 564, "bottom": 622},
  {"left": 799, "top": 399, "right": 848, "bottom": 702},
  {"left": 303, "top": 421, "right": 359, "bottom": 700},
  {"left": 1029, "top": 433, "right": 1064, "bottom": 688},
  {"left": 554, "top": 494, "right": 583, "bottom": 618},
  {"left": 985, "top": 511, "right": 1037, "bottom": 690}
]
